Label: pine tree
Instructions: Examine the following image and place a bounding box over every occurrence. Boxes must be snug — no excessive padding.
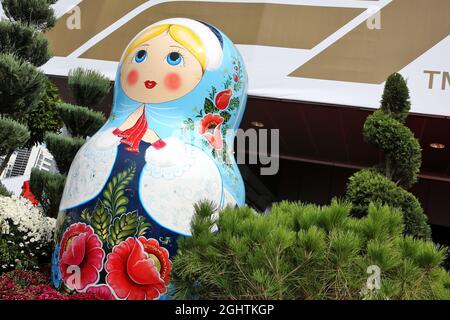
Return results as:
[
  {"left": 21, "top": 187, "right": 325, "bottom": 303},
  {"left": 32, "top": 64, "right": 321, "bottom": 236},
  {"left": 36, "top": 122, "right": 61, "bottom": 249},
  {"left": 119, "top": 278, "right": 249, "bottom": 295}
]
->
[
  {"left": 56, "top": 103, "right": 106, "bottom": 138},
  {"left": 0, "top": 53, "right": 47, "bottom": 116},
  {"left": 346, "top": 73, "right": 431, "bottom": 239},
  {"left": 44, "top": 133, "right": 85, "bottom": 175},
  {"left": 0, "top": 117, "right": 30, "bottom": 174},
  {"left": 1, "top": 0, "right": 57, "bottom": 31},
  {"left": 23, "top": 79, "right": 63, "bottom": 148},
  {"left": 29, "top": 168, "right": 65, "bottom": 218},
  {"left": 171, "top": 201, "right": 450, "bottom": 300},
  {"left": 0, "top": 0, "right": 57, "bottom": 176},
  {"left": 68, "top": 68, "right": 112, "bottom": 112}
]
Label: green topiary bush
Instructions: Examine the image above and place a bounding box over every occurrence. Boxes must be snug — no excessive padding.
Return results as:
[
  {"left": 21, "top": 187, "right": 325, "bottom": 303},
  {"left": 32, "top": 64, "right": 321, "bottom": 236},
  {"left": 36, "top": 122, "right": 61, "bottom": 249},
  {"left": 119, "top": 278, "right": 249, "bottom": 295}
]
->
[
  {"left": 0, "top": 0, "right": 56, "bottom": 179},
  {"left": 29, "top": 168, "right": 66, "bottom": 218},
  {"left": 24, "top": 79, "right": 63, "bottom": 147},
  {"left": 44, "top": 133, "right": 85, "bottom": 175},
  {"left": 68, "top": 68, "right": 112, "bottom": 111},
  {"left": 380, "top": 72, "right": 411, "bottom": 123},
  {"left": 1, "top": 0, "right": 56, "bottom": 31},
  {"left": 363, "top": 110, "right": 421, "bottom": 188},
  {"left": 347, "top": 169, "right": 431, "bottom": 239},
  {"left": 0, "top": 182, "right": 12, "bottom": 197},
  {"left": 0, "top": 117, "right": 30, "bottom": 174},
  {"left": 0, "top": 21, "right": 51, "bottom": 66},
  {"left": 0, "top": 53, "right": 47, "bottom": 116},
  {"left": 0, "top": 117, "right": 30, "bottom": 155},
  {"left": 345, "top": 73, "right": 430, "bottom": 240},
  {"left": 56, "top": 103, "right": 106, "bottom": 138},
  {"left": 172, "top": 201, "right": 450, "bottom": 300}
]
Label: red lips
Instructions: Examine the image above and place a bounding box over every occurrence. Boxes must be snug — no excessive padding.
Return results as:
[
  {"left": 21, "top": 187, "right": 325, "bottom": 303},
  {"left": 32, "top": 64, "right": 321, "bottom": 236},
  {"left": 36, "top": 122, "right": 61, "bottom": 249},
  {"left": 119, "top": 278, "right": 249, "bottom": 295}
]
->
[{"left": 145, "top": 80, "right": 157, "bottom": 89}]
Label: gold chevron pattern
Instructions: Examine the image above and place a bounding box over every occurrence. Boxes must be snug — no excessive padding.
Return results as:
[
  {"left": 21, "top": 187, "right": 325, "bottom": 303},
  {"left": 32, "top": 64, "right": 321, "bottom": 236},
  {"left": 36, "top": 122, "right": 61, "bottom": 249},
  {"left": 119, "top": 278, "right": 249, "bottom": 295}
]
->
[{"left": 45, "top": 0, "right": 449, "bottom": 84}]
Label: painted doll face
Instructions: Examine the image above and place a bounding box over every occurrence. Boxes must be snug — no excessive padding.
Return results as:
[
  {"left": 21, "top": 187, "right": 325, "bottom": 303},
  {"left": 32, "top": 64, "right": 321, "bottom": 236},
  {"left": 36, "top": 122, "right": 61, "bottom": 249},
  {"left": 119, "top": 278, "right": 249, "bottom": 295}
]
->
[{"left": 120, "top": 31, "right": 204, "bottom": 103}]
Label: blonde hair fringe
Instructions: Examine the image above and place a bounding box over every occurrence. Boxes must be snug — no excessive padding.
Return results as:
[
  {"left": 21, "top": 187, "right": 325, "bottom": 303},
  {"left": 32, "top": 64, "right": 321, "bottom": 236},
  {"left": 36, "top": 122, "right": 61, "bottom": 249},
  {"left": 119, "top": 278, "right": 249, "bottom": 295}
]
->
[{"left": 122, "top": 24, "right": 207, "bottom": 71}]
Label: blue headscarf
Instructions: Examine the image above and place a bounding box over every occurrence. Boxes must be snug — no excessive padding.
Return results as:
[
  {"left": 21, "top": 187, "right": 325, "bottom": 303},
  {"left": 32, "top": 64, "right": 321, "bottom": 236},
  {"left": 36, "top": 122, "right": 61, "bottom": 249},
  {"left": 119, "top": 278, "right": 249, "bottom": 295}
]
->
[{"left": 102, "top": 18, "right": 248, "bottom": 205}]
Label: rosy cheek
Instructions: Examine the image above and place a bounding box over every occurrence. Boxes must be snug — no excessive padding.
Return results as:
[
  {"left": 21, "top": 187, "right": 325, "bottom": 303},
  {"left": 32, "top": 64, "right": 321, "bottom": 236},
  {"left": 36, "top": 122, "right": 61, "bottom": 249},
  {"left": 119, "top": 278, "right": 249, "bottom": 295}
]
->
[
  {"left": 126, "top": 69, "right": 139, "bottom": 86},
  {"left": 164, "top": 73, "right": 182, "bottom": 91}
]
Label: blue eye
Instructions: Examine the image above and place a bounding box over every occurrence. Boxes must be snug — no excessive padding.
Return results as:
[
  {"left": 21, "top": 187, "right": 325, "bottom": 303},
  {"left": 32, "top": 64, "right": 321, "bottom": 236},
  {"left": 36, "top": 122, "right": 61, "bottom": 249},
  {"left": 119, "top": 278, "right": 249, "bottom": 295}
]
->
[
  {"left": 135, "top": 50, "right": 147, "bottom": 63},
  {"left": 166, "top": 52, "right": 183, "bottom": 66}
]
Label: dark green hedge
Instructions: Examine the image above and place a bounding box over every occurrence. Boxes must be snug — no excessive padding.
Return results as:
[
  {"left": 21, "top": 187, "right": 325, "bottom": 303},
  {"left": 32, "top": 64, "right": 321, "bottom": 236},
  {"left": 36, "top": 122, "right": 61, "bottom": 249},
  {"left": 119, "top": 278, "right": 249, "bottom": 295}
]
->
[
  {"left": 0, "top": 21, "right": 51, "bottom": 66},
  {"left": 56, "top": 103, "right": 106, "bottom": 138},
  {"left": 44, "top": 132, "right": 85, "bottom": 175},
  {"left": 29, "top": 168, "right": 66, "bottom": 218},
  {"left": 68, "top": 68, "right": 112, "bottom": 111},
  {"left": 346, "top": 169, "right": 431, "bottom": 240},
  {"left": 0, "top": 53, "right": 47, "bottom": 116}
]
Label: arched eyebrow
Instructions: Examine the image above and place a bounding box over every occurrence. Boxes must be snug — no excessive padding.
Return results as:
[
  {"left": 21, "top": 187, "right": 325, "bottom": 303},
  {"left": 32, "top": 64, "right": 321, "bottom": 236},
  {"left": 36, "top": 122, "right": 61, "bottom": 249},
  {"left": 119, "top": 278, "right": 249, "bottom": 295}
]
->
[{"left": 169, "top": 45, "right": 185, "bottom": 50}]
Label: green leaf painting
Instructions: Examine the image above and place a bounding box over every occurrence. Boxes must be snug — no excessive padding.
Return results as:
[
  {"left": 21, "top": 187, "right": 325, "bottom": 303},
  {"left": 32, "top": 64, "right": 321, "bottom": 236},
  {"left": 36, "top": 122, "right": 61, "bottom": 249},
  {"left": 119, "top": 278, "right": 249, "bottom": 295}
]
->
[
  {"left": 91, "top": 201, "right": 111, "bottom": 242},
  {"left": 204, "top": 98, "right": 215, "bottom": 114},
  {"left": 80, "top": 208, "right": 91, "bottom": 224},
  {"left": 102, "top": 164, "right": 136, "bottom": 217},
  {"left": 108, "top": 211, "right": 139, "bottom": 248},
  {"left": 220, "top": 111, "right": 231, "bottom": 123},
  {"left": 228, "top": 97, "right": 240, "bottom": 111},
  {"left": 77, "top": 162, "right": 153, "bottom": 248},
  {"left": 137, "top": 216, "right": 152, "bottom": 236}
]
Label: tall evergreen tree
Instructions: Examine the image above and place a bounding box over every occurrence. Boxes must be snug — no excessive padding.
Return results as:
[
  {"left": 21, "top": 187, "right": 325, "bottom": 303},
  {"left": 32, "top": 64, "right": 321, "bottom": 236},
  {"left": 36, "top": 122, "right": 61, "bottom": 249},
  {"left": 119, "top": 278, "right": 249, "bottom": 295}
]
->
[
  {"left": 0, "top": 0, "right": 57, "bottom": 176},
  {"left": 0, "top": 116, "right": 30, "bottom": 174},
  {"left": 346, "top": 73, "right": 431, "bottom": 239},
  {"left": 1, "top": 0, "right": 57, "bottom": 31}
]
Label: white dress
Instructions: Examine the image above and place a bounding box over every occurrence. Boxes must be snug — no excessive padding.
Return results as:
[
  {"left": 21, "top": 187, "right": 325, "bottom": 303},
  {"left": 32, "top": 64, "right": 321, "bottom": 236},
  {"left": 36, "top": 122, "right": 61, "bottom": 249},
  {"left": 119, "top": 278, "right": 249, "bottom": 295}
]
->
[{"left": 59, "top": 130, "right": 234, "bottom": 236}]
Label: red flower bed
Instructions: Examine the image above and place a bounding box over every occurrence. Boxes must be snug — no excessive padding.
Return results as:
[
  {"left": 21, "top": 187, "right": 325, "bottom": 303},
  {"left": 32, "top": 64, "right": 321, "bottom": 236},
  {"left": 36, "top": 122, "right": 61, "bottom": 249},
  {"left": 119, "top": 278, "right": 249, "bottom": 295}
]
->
[{"left": 0, "top": 270, "right": 104, "bottom": 300}]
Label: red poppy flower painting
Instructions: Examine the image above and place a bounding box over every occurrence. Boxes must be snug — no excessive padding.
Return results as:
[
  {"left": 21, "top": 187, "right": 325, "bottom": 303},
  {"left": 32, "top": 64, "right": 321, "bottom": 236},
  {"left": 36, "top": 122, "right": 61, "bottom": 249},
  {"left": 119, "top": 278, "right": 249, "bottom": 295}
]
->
[
  {"left": 215, "top": 89, "right": 232, "bottom": 110},
  {"left": 105, "top": 237, "right": 171, "bottom": 300},
  {"left": 199, "top": 114, "right": 224, "bottom": 150},
  {"left": 59, "top": 223, "right": 105, "bottom": 291},
  {"left": 86, "top": 285, "right": 116, "bottom": 300}
]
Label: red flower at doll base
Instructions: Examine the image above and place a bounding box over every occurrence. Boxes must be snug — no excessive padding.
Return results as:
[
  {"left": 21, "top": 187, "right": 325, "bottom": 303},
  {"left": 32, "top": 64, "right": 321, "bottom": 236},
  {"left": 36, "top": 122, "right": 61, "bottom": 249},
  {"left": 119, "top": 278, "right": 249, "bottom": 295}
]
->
[
  {"left": 86, "top": 284, "right": 116, "bottom": 300},
  {"left": 105, "top": 237, "right": 171, "bottom": 300},
  {"left": 199, "top": 114, "right": 224, "bottom": 150},
  {"left": 59, "top": 223, "right": 105, "bottom": 291}
]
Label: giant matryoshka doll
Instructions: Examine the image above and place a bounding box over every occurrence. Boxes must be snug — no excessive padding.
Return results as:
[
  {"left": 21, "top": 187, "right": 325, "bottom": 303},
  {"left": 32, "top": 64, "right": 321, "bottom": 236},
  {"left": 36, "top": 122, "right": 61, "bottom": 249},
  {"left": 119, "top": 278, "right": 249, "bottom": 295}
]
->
[{"left": 51, "top": 18, "right": 248, "bottom": 300}]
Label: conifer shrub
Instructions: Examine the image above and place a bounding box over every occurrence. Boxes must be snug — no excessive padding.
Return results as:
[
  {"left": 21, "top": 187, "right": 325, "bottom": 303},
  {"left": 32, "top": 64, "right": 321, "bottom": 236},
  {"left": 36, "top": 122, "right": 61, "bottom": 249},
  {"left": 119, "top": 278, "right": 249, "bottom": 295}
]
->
[
  {"left": 0, "top": 21, "right": 51, "bottom": 66},
  {"left": 347, "top": 170, "right": 430, "bottom": 239},
  {"left": 0, "top": 182, "right": 12, "bottom": 197},
  {"left": 346, "top": 73, "right": 430, "bottom": 239},
  {"left": 0, "top": 117, "right": 30, "bottom": 174},
  {"left": 44, "top": 133, "right": 84, "bottom": 175},
  {"left": 380, "top": 72, "right": 411, "bottom": 123},
  {"left": 0, "top": 53, "right": 47, "bottom": 116},
  {"left": 29, "top": 168, "right": 66, "bottom": 218},
  {"left": 68, "top": 68, "right": 112, "bottom": 111},
  {"left": 172, "top": 201, "right": 450, "bottom": 300},
  {"left": 1, "top": 0, "right": 57, "bottom": 31},
  {"left": 0, "top": 0, "right": 55, "bottom": 179},
  {"left": 0, "top": 117, "right": 30, "bottom": 155},
  {"left": 24, "top": 79, "right": 63, "bottom": 147},
  {"left": 56, "top": 103, "right": 106, "bottom": 138}
]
